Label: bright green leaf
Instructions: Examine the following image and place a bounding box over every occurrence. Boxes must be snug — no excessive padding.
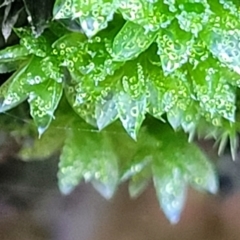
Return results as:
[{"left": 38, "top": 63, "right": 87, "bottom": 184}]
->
[
  {"left": 156, "top": 20, "right": 194, "bottom": 74},
  {"left": 112, "top": 21, "right": 157, "bottom": 62},
  {"left": 28, "top": 80, "right": 63, "bottom": 136}
]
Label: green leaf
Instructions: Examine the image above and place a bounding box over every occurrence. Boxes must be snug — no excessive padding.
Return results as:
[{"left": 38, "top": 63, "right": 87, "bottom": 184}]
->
[
  {"left": 176, "top": 1, "right": 211, "bottom": 37},
  {"left": 0, "top": 45, "right": 29, "bottom": 62},
  {"left": 156, "top": 20, "right": 194, "bottom": 75},
  {"left": 190, "top": 57, "right": 236, "bottom": 125},
  {"left": 188, "top": 39, "right": 209, "bottom": 68},
  {"left": 120, "top": 144, "right": 152, "bottom": 198},
  {"left": 154, "top": 123, "right": 218, "bottom": 194},
  {"left": 116, "top": 92, "right": 147, "bottom": 140},
  {"left": 40, "top": 56, "right": 64, "bottom": 83},
  {"left": 53, "top": 0, "right": 73, "bottom": 19},
  {"left": 28, "top": 80, "right": 63, "bottom": 136},
  {"left": 65, "top": 72, "right": 118, "bottom": 129},
  {"left": 140, "top": 120, "right": 218, "bottom": 222},
  {"left": 128, "top": 166, "right": 151, "bottom": 198},
  {"left": 121, "top": 148, "right": 152, "bottom": 181},
  {"left": 0, "top": 60, "right": 24, "bottom": 73},
  {"left": 58, "top": 124, "right": 119, "bottom": 198},
  {"left": 206, "top": 28, "right": 240, "bottom": 75},
  {"left": 152, "top": 160, "right": 187, "bottom": 224},
  {"left": 112, "top": 21, "right": 157, "bottom": 62},
  {"left": 0, "top": 61, "right": 31, "bottom": 112}
]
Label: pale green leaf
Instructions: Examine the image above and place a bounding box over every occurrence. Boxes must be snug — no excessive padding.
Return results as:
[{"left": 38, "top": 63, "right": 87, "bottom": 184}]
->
[
  {"left": 58, "top": 125, "right": 119, "bottom": 198},
  {"left": 128, "top": 167, "right": 151, "bottom": 198}
]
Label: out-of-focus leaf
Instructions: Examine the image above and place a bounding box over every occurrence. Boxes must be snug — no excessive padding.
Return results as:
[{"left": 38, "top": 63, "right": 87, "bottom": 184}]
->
[
  {"left": 58, "top": 124, "right": 119, "bottom": 198},
  {"left": 18, "top": 98, "right": 72, "bottom": 160},
  {"left": 153, "top": 161, "right": 187, "bottom": 224},
  {"left": 121, "top": 148, "right": 152, "bottom": 182},
  {"left": 137, "top": 120, "right": 218, "bottom": 222},
  {"left": 120, "top": 142, "right": 152, "bottom": 198},
  {"left": 112, "top": 21, "right": 157, "bottom": 62},
  {"left": 128, "top": 166, "right": 151, "bottom": 198},
  {"left": 150, "top": 122, "right": 219, "bottom": 194},
  {"left": 215, "top": 123, "right": 239, "bottom": 160}
]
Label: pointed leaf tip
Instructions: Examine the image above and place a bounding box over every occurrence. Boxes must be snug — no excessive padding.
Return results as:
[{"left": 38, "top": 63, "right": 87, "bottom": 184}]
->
[
  {"left": 91, "top": 180, "right": 116, "bottom": 200},
  {"left": 59, "top": 183, "right": 75, "bottom": 195}
]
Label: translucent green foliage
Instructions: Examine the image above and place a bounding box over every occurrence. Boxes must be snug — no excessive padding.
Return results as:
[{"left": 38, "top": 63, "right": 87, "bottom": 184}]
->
[
  {"left": 58, "top": 123, "right": 119, "bottom": 198},
  {"left": 120, "top": 144, "right": 152, "bottom": 198},
  {"left": 0, "top": 1, "right": 239, "bottom": 141},
  {"left": 115, "top": 120, "right": 218, "bottom": 222},
  {"left": 112, "top": 21, "right": 157, "bottom": 61},
  {"left": 147, "top": 123, "right": 218, "bottom": 222},
  {"left": 155, "top": 124, "right": 218, "bottom": 194}
]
